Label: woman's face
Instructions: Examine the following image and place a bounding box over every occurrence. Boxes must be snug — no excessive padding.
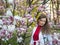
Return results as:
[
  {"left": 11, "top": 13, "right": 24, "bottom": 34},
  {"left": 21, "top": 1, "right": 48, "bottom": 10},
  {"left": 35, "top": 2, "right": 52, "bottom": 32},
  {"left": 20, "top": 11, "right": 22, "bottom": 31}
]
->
[{"left": 38, "top": 18, "right": 46, "bottom": 26}]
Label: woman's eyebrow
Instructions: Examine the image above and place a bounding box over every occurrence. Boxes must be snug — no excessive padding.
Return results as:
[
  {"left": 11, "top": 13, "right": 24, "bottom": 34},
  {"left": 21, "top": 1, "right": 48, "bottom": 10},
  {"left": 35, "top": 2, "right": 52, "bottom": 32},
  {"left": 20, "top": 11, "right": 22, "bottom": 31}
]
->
[{"left": 40, "top": 19, "right": 46, "bottom": 21}]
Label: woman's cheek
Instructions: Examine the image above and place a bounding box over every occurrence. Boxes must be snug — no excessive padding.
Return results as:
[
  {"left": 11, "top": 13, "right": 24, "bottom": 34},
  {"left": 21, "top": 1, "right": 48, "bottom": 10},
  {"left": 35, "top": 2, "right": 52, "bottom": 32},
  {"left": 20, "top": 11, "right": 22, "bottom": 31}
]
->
[{"left": 40, "top": 22, "right": 45, "bottom": 26}]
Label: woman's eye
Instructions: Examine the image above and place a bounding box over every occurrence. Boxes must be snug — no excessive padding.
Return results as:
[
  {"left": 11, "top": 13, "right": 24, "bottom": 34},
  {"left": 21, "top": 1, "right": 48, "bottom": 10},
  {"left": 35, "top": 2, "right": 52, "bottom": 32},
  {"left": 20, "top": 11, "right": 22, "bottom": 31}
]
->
[{"left": 40, "top": 20, "right": 46, "bottom": 22}]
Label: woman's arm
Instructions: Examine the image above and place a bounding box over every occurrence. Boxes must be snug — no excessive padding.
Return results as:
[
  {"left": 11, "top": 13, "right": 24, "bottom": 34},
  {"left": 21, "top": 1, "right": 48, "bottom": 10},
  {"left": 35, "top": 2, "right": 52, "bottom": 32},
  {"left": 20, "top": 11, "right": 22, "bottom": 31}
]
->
[{"left": 39, "top": 32, "right": 44, "bottom": 45}]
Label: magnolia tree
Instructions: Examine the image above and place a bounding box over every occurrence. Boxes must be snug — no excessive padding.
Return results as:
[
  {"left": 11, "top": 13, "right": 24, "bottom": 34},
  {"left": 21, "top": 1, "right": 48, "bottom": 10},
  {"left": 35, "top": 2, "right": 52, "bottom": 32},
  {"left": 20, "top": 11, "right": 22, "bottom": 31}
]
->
[{"left": 0, "top": 0, "right": 52, "bottom": 45}]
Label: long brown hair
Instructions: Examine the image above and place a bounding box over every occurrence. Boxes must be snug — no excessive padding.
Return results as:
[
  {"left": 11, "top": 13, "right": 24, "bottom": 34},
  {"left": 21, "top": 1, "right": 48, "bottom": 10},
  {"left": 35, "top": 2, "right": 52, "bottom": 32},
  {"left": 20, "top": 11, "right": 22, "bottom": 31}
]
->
[{"left": 37, "top": 13, "right": 51, "bottom": 34}]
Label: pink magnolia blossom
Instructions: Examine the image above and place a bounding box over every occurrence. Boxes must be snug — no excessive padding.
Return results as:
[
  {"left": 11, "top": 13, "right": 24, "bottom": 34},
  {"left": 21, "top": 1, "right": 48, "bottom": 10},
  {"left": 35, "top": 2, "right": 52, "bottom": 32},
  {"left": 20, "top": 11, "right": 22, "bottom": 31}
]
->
[
  {"left": 20, "top": 27, "right": 26, "bottom": 31},
  {"left": 15, "top": 0, "right": 19, "bottom": 5},
  {"left": 2, "top": 18, "right": 7, "bottom": 25},
  {"left": 9, "top": 16, "right": 14, "bottom": 21},
  {"left": 28, "top": 18, "right": 33, "bottom": 23},
  {"left": 17, "top": 26, "right": 27, "bottom": 33},
  {"left": 0, "top": 29, "right": 13, "bottom": 41},
  {"left": 7, "top": 16, "right": 14, "bottom": 25},
  {"left": 27, "top": 7, "right": 32, "bottom": 12},
  {"left": 25, "top": 14, "right": 32, "bottom": 19},
  {"left": 17, "top": 28, "right": 22, "bottom": 33},
  {"left": 7, "top": 20, "right": 12, "bottom": 25},
  {"left": 38, "top": 5, "right": 45, "bottom": 11},
  {"left": 0, "top": 6, "right": 4, "bottom": 10},
  {"left": 6, "top": 33, "right": 12, "bottom": 39},
  {"left": 0, "top": 30, "right": 6, "bottom": 38},
  {"left": 20, "top": 18, "right": 27, "bottom": 25}
]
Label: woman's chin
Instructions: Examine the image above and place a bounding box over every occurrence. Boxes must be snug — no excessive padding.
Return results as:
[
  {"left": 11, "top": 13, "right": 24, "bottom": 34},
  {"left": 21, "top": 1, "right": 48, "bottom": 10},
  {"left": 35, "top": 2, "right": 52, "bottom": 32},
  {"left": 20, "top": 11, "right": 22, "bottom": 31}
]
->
[{"left": 38, "top": 25, "right": 43, "bottom": 27}]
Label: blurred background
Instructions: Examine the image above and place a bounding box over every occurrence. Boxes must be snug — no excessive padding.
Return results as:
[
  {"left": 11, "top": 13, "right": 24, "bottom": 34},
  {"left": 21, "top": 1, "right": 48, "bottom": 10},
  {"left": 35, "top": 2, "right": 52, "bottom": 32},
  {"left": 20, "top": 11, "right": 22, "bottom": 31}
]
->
[{"left": 0, "top": 0, "right": 60, "bottom": 45}]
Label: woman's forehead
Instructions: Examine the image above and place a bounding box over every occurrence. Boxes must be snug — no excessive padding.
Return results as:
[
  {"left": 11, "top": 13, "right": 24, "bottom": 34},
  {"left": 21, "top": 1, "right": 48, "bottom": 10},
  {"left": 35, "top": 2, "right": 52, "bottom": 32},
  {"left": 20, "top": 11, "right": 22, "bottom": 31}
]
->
[
  {"left": 40, "top": 18, "right": 46, "bottom": 20},
  {"left": 39, "top": 18, "right": 46, "bottom": 22}
]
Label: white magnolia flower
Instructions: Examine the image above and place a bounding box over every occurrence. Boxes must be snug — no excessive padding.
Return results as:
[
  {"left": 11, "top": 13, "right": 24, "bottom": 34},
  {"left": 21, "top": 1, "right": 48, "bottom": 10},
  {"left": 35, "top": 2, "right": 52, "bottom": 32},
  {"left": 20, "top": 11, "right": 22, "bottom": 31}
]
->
[
  {"left": 1, "top": 38, "right": 5, "bottom": 41},
  {"left": 29, "top": 26, "right": 32, "bottom": 29},
  {"left": 5, "top": 31, "right": 8, "bottom": 35},
  {"left": 3, "top": 25, "right": 7, "bottom": 30},
  {"left": 14, "top": 15, "right": 21, "bottom": 21},
  {"left": 8, "top": 25, "right": 15, "bottom": 32},
  {"left": 13, "top": 20, "right": 16, "bottom": 25},
  {"left": 5, "top": 37, "right": 9, "bottom": 41},
  {"left": 14, "top": 16, "right": 22, "bottom": 25},
  {"left": 0, "top": 25, "right": 2, "bottom": 28},
  {"left": 0, "top": 19, "right": 3, "bottom": 25},
  {"left": 19, "top": 17, "right": 22, "bottom": 21},
  {"left": 53, "top": 33, "right": 58, "bottom": 40},
  {"left": 28, "top": 18, "right": 33, "bottom": 23},
  {"left": 22, "top": 18, "right": 27, "bottom": 21},
  {"left": 7, "top": 0, "right": 14, "bottom": 4},
  {"left": 6, "top": 9, "right": 13, "bottom": 16},
  {"left": 17, "top": 37, "right": 23, "bottom": 43},
  {"left": 9, "top": 44, "right": 11, "bottom": 45},
  {"left": 22, "top": 26, "right": 27, "bottom": 29}
]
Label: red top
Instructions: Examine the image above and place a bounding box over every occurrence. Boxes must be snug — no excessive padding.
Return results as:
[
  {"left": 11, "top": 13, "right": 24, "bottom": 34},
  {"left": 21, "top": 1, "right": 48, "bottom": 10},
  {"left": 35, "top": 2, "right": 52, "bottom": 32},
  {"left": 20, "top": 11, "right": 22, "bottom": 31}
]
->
[{"left": 33, "top": 25, "right": 42, "bottom": 45}]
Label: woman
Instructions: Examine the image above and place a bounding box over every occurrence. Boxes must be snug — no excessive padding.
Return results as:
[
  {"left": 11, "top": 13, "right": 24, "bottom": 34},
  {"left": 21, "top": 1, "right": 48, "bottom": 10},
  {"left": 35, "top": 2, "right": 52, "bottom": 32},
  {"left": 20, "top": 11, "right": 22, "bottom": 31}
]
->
[{"left": 30, "top": 13, "right": 52, "bottom": 45}]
